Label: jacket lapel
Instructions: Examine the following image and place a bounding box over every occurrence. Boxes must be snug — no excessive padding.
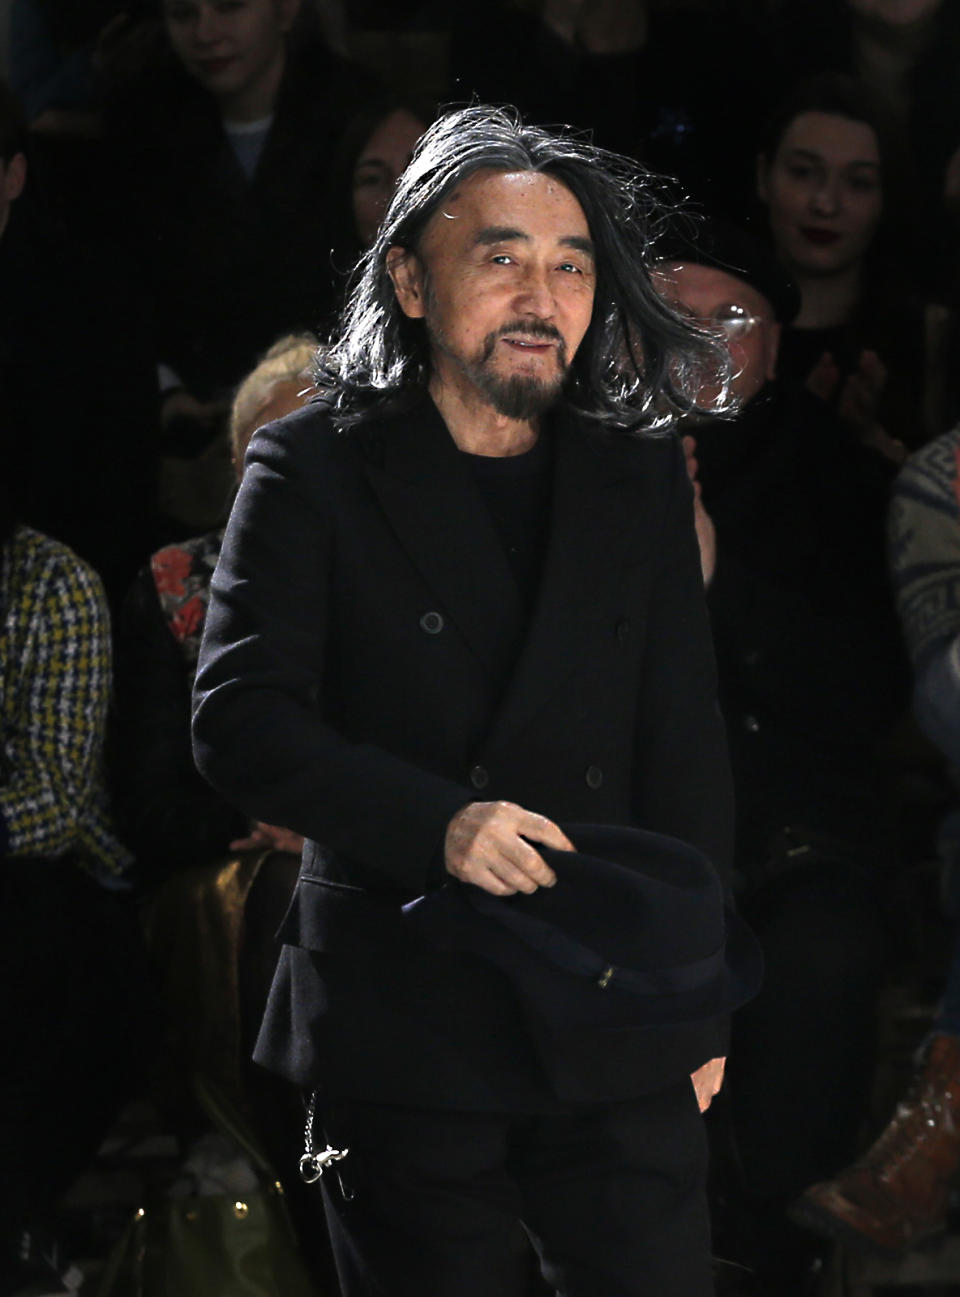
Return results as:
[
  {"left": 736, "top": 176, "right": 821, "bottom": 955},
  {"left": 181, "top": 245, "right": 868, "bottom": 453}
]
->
[
  {"left": 361, "top": 398, "right": 526, "bottom": 678},
  {"left": 482, "top": 412, "right": 642, "bottom": 753}
]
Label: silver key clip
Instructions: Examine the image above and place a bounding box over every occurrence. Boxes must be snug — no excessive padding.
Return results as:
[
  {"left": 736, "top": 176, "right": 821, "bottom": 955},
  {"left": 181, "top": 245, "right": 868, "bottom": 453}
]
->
[
  {"left": 299, "top": 1090, "right": 349, "bottom": 1185},
  {"left": 299, "top": 1144, "right": 349, "bottom": 1184}
]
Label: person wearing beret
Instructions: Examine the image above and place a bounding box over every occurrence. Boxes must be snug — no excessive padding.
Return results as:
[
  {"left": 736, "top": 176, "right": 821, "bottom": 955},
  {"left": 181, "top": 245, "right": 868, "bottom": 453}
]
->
[{"left": 192, "top": 107, "right": 759, "bottom": 1297}]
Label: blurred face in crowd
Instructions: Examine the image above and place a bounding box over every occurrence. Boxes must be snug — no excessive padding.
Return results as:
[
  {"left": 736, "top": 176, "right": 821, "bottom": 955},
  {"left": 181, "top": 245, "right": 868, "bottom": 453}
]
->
[
  {"left": 353, "top": 109, "right": 428, "bottom": 249},
  {"left": 164, "top": 0, "right": 300, "bottom": 120},
  {"left": 651, "top": 262, "right": 779, "bottom": 407},
  {"left": 388, "top": 168, "right": 597, "bottom": 421},
  {"left": 758, "top": 111, "right": 882, "bottom": 279},
  {"left": 0, "top": 151, "right": 26, "bottom": 240},
  {"left": 845, "top": 0, "right": 943, "bottom": 28}
]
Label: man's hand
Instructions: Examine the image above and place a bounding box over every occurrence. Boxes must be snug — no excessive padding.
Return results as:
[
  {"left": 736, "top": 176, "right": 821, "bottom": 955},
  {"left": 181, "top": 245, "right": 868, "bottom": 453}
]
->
[
  {"left": 690, "top": 1056, "right": 726, "bottom": 1112},
  {"left": 445, "top": 801, "right": 574, "bottom": 896},
  {"left": 230, "top": 822, "right": 305, "bottom": 854}
]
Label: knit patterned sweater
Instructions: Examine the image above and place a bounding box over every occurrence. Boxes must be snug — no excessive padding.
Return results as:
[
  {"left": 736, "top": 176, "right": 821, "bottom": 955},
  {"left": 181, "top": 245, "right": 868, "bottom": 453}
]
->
[
  {"left": 888, "top": 425, "right": 960, "bottom": 670},
  {"left": 0, "top": 527, "right": 133, "bottom": 879}
]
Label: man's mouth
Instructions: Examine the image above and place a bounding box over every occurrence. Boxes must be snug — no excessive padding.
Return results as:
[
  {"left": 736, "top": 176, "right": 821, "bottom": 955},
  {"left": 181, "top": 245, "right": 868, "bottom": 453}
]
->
[{"left": 501, "top": 337, "right": 556, "bottom": 351}]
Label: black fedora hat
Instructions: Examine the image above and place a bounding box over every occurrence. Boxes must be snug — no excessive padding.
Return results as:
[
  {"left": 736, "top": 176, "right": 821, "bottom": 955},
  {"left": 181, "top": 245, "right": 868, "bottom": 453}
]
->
[{"left": 403, "top": 823, "right": 763, "bottom": 1039}]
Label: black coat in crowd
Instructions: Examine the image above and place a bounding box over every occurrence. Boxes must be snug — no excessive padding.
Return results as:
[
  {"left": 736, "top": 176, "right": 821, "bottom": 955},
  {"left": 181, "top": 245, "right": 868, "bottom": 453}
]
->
[
  {"left": 697, "top": 382, "right": 908, "bottom": 880},
  {"left": 103, "top": 41, "right": 377, "bottom": 399}
]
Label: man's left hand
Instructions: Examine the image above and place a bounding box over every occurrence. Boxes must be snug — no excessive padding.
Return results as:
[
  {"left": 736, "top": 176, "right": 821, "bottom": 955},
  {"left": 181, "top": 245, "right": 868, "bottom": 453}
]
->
[{"left": 690, "top": 1056, "right": 725, "bottom": 1112}]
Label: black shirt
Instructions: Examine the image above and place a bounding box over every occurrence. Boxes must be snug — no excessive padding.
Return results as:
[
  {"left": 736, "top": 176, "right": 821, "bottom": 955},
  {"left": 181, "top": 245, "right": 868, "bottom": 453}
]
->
[{"left": 461, "top": 432, "right": 554, "bottom": 613}]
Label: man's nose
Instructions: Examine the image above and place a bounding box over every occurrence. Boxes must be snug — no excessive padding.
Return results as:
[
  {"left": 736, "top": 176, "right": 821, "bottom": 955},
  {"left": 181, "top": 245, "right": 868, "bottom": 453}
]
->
[{"left": 513, "top": 265, "right": 555, "bottom": 317}]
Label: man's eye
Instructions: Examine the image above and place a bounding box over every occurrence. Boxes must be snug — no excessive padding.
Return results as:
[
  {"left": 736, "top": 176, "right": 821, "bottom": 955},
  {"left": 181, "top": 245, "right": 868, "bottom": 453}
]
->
[
  {"left": 558, "top": 262, "right": 582, "bottom": 274},
  {"left": 786, "top": 163, "right": 815, "bottom": 181},
  {"left": 491, "top": 254, "right": 513, "bottom": 265}
]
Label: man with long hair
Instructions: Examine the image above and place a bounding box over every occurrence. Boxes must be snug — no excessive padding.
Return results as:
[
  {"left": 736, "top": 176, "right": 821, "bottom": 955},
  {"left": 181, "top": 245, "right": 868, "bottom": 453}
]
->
[{"left": 193, "top": 105, "right": 736, "bottom": 1296}]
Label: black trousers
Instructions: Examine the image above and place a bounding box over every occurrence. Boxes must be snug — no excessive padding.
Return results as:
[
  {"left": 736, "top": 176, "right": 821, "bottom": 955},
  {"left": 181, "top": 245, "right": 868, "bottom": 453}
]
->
[{"left": 320, "top": 1080, "right": 711, "bottom": 1297}]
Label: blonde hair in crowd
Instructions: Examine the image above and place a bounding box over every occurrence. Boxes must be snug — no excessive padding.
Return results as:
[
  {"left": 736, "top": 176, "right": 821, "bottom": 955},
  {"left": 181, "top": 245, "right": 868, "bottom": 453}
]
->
[{"left": 230, "top": 333, "right": 319, "bottom": 459}]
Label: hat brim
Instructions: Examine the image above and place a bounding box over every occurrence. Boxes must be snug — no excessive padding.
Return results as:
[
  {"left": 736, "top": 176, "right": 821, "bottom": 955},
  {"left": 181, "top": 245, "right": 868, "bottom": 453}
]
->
[{"left": 405, "top": 887, "right": 763, "bottom": 1034}]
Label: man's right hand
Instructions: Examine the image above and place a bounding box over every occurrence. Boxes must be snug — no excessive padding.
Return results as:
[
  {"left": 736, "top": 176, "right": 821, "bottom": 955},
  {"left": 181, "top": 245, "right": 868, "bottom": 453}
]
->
[{"left": 444, "top": 802, "right": 574, "bottom": 896}]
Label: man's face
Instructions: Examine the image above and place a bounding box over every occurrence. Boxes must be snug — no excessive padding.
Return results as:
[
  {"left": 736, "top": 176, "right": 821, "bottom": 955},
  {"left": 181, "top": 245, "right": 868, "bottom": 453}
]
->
[
  {"left": 388, "top": 168, "right": 596, "bottom": 421},
  {"left": 651, "top": 262, "right": 780, "bottom": 408},
  {"left": 163, "top": 0, "right": 296, "bottom": 107},
  {"left": 758, "top": 111, "right": 882, "bottom": 279}
]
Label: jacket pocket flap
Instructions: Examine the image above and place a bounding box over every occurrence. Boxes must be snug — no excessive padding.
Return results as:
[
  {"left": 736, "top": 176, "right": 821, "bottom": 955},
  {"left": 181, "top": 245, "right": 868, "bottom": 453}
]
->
[{"left": 278, "top": 876, "right": 401, "bottom": 951}]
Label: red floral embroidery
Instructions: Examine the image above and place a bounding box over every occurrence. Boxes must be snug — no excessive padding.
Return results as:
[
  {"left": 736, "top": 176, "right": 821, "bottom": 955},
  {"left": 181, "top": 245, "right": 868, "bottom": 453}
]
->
[
  {"left": 171, "top": 595, "right": 205, "bottom": 643},
  {"left": 152, "top": 547, "right": 193, "bottom": 599}
]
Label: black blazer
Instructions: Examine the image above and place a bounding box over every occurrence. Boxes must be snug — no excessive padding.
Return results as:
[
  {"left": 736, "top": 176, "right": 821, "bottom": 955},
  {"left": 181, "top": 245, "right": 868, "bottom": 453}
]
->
[{"left": 192, "top": 395, "right": 734, "bottom": 1108}]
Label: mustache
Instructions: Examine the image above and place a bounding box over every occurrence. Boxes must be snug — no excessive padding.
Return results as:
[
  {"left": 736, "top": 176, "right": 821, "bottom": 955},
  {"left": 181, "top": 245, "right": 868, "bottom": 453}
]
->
[{"left": 481, "top": 319, "right": 566, "bottom": 361}]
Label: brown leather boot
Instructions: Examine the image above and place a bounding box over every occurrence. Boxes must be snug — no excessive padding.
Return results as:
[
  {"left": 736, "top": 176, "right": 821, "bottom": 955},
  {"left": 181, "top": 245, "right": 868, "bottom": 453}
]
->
[{"left": 791, "top": 1033, "right": 960, "bottom": 1253}]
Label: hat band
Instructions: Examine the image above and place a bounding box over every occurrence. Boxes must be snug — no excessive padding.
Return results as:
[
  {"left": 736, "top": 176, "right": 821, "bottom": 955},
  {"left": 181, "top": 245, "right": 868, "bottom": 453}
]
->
[{"left": 476, "top": 901, "right": 726, "bottom": 998}]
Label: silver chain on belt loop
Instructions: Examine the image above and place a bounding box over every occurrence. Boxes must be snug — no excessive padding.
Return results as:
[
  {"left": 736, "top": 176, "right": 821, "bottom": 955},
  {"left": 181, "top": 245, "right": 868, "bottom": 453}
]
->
[{"left": 299, "top": 1089, "right": 349, "bottom": 1184}]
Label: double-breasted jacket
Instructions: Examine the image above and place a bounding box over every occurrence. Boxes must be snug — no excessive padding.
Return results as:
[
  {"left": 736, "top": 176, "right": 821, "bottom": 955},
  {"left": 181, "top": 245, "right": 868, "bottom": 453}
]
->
[{"left": 192, "top": 394, "right": 734, "bottom": 1109}]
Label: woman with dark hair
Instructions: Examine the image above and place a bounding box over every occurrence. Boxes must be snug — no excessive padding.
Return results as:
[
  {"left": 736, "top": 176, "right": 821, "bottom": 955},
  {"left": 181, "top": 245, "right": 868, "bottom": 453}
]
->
[
  {"left": 758, "top": 74, "right": 934, "bottom": 458},
  {"left": 764, "top": 0, "right": 960, "bottom": 227},
  {"left": 327, "top": 94, "right": 433, "bottom": 273}
]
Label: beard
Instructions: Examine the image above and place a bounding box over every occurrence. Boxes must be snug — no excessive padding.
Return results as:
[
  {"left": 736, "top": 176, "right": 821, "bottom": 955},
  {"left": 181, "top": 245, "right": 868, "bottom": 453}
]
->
[{"left": 431, "top": 316, "right": 570, "bottom": 419}]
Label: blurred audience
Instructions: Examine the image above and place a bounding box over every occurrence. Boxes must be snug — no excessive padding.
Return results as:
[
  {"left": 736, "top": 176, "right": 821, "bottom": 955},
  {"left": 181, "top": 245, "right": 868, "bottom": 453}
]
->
[
  {"left": 764, "top": 0, "right": 960, "bottom": 253},
  {"left": 655, "top": 220, "right": 906, "bottom": 1294},
  {"left": 113, "top": 334, "right": 336, "bottom": 1282},
  {"left": 451, "top": 0, "right": 764, "bottom": 212},
  {"left": 115, "top": 333, "right": 318, "bottom": 880},
  {"left": 0, "top": 479, "right": 146, "bottom": 1294},
  {"left": 795, "top": 420, "right": 960, "bottom": 1256},
  {"left": 101, "top": 0, "right": 376, "bottom": 520},
  {"left": 0, "top": 76, "right": 158, "bottom": 609},
  {"left": 9, "top": 0, "right": 162, "bottom": 131}
]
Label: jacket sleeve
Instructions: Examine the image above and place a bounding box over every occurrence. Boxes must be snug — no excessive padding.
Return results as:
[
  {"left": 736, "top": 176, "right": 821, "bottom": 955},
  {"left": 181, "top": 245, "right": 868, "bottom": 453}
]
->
[
  {"left": 0, "top": 551, "right": 112, "bottom": 859},
  {"left": 631, "top": 437, "right": 735, "bottom": 886},
  {"left": 191, "top": 418, "right": 473, "bottom": 890}
]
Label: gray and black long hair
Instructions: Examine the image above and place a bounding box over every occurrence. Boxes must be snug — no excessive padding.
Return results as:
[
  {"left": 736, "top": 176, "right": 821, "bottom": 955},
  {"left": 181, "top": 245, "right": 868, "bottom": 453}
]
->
[{"left": 318, "top": 104, "right": 731, "bottom": 432}]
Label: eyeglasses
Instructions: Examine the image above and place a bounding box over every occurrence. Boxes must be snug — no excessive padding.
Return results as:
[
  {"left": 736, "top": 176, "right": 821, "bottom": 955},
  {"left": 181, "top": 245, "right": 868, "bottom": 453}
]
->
[{"left": 669, "top": 301, "right": 765, "bottom": 339}]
